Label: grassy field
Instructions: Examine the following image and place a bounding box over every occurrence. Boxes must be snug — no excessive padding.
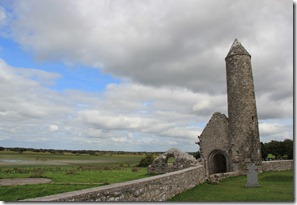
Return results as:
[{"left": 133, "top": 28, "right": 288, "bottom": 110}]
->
[
  {"left": 0, "top": 150, "right": 150, "bottom": 201},
  {"left": 1, "top": 151, "right": 294, "bottom": 202},
  {"left": 0, "top": 150, "right": 145, "bottom": 166},
  {"left": 169, "top": 170, "right": 294, "bottom": 202}
]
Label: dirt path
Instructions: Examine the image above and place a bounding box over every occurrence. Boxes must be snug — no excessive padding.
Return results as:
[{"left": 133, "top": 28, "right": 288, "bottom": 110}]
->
[{"left": 0, "top": 178, "right": 52, "bottom": 186}]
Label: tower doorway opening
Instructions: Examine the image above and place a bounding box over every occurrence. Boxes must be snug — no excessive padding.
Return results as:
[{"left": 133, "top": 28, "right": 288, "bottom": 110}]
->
[{"left": 208, "top": 150, "right": 228, "bottom": 174}]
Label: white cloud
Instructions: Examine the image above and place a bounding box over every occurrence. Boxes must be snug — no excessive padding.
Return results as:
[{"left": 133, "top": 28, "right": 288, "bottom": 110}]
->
[
  {"left": 193, "top": 101, "right": 210, "bottom": 112},
  {"left": 111, "top": 136, "right": 133, "bottom": 143},
  {"left": 0, "top": 59, "right": 74, "bottom": 147},
  {"left": 0, "top": 0, "right": 293, "bottom": 151},
  {"left": 0, "top": 59, "right": 205, "bottom": 151},
  {"left": 0, "top": 59, "right": 68, "bottom": 120},
  {"left": 256, "top": 93, "right": 293, "bottom": 119},
  {"left": 7, "top": 0, "right": 292, "bottom": 94},
  {"left": 49, "top": 125, "right": 59, "bottom": 132},
  {"left": 0, "top": 6, "right": 6, "bottom": 27},
  {"left": 259, "top": 123, "right": 287, "bottom": 136},
  {"left": 79, "top": 109, "right": 156, "bottom": 130},
  {"left": 259, "top": 121, "right": 293, "bottom": 143},
  {"left": 0, "top": 57, "right": 293, "bottom": 151}
]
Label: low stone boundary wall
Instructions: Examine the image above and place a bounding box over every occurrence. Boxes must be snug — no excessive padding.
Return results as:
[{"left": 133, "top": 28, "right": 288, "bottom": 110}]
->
[
  {"left": 23, "top": 165, "right": 206, "bottom": 202},
  {"left": 261, "top": 160, "right": 293, "bottom": 172},
  {"left": 207, "top": 171, "right": 239, "bottom": 183}
]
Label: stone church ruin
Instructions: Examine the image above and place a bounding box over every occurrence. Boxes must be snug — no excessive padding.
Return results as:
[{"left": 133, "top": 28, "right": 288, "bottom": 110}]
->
[
  {"left": 198, "top": 39, "right": 262, "bottom": 175},
  {"left": 150, "top": 39, "right": 262, "bottom": 176}
]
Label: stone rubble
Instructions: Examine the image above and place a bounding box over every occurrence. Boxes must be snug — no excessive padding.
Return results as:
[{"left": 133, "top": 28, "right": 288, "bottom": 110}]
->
[{"left": 147, "top": 148, "right": 201, "bottom": 174}]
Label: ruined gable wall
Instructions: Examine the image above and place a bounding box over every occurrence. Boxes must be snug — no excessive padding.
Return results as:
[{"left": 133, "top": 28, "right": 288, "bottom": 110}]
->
[{"left": 198, "top": 112, "right": 229, "bottom": 160}]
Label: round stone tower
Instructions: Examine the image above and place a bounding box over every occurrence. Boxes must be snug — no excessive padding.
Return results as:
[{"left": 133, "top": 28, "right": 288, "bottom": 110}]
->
[{"left": 225, "top": 39, "right": 262, "bottom": 173}]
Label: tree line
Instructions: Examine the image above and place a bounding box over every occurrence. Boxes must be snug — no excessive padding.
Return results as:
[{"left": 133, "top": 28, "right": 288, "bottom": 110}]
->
[
  {"left": 261, "top": 139, "right": 293, "bottom": 160},
  {"left": 1, "top": 139, "right": 293, "bottom": 161},
  {"left": 0, "top": 147, "right": 163, "bottom": 156}
]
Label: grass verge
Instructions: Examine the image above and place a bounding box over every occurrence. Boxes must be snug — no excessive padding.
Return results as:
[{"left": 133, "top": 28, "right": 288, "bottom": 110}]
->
[{"left": 169, "top": 170, "right": 294, "bottom": 202}]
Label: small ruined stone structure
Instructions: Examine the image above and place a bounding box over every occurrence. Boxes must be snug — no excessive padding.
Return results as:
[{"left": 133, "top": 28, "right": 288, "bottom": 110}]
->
[
  {"left": 198, "top": 39, "right": 262, "bottom": 175},
  {"left": 148, "top": 148, "right": 201, "bottom": 174}
]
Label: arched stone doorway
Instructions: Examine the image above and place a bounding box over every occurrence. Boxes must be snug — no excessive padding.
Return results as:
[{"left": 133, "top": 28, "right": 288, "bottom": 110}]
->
[{"left": 208, "top": 150, "right": 229, "bottom": 175}]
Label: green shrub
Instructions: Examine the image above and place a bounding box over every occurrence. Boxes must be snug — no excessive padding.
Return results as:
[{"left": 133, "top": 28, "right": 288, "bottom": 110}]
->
[
  {"left": 137, "top": 154, "right": 156, "bottom": 167},
  {"left": 131, "top": 167, "right": 139, "bottom": 172}
]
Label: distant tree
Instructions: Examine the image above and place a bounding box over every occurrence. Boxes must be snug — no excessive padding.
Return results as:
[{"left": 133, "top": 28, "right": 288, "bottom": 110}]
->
[
  {"left": 192, "top": 151, "right": 201, "bottom": 159},
  {"left": 283, "top": 139, "right": 293, "bottom": 159},
  {"left": 267, "top": 153, "right": 276, "bottom": 160},
  {"left": 264, "top": 139, "right": 293, "bottom": 160},
  {"left": 260, "top": 142, "right": 268, "bottom": 160},
  {"left": 137, "top": 154, "right": 156, "bottom": 167},
  {"left": 49, "top": 150, "right": 56, "bottom": 154},
  {"left": 266, "top": 140, "right": 283, "bottom": 159}
]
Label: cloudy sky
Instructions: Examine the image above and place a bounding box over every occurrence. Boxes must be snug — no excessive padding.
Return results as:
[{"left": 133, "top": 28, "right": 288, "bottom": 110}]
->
[{"left": 0, "top": 0, "right": 293, "bottom": 152}]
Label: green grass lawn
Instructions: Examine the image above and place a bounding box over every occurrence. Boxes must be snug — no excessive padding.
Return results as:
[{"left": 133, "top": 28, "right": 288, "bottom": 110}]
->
[{"left": 169, "top": 170, "right": 294, "bottom": 202}]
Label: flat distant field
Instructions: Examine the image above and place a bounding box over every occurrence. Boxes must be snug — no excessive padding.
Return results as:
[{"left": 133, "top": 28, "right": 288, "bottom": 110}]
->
[
  {"left": 0, "top": 150, "right": 151, "bottom": 201},
  {"left": 0, "top": 150, "right": 144, "bottom": 166}
]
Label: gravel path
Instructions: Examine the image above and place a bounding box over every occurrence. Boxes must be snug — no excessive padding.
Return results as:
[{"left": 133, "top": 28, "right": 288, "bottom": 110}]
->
[{"left": 0, "top": 178, "right": 52, "bottom": 186}]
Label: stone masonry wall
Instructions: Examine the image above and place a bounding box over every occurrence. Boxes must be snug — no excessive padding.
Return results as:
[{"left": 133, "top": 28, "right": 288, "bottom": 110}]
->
[
  {"left": 23, "top": 165, "right": 206, "bottom": 202},
  {"left": 198, "top": 112, "right": 230, "bottom": 174},
  {"left": 261, "top": 160, "right": 293, "bottom": 172},
  {"left": 198, "top": 112, "right": 229, "bottom": 161}
]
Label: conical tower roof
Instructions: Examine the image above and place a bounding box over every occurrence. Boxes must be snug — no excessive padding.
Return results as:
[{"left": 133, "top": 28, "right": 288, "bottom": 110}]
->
[{"left": 225, "top": 39, "right": 251, "bottom": 59}]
